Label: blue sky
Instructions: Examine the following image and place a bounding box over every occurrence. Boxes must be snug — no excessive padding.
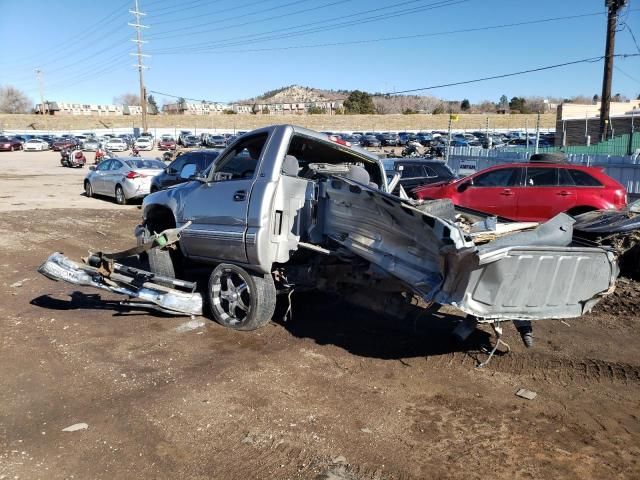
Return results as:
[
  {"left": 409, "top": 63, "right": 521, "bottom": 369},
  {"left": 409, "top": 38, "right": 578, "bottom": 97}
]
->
[{"left": 1, "top": 0, "right": 639, "bottom": 106}]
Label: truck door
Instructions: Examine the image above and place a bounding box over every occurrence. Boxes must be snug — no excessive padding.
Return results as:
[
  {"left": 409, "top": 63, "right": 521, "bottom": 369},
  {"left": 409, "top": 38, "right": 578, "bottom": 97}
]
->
[{"left": 178, "top": 132, "right": 269, "bottom": 264}]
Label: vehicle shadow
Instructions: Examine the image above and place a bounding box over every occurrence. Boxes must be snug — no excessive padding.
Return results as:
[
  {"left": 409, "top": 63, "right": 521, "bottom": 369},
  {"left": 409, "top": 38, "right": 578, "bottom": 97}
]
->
[
  {"left": 30, "top": 291, "right": 176, "bottom": 317},
  {"left": 274, "top": 292, "right": 497, "bottom": 361}
]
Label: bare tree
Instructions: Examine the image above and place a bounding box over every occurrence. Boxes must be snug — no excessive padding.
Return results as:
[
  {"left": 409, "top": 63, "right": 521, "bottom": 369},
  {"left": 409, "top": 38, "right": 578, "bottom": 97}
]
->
[
  {"left": 568, "top": 95, "right": 593, "bottom": 105},
  {"left": 475, "top": 100, "right": 497, "bottom": 113},
  {"left": 0, "top": 85, "right": 32, "bottom": 113},
  {"left": 113, "top": 93, "right": 140, "bottom": 106}
]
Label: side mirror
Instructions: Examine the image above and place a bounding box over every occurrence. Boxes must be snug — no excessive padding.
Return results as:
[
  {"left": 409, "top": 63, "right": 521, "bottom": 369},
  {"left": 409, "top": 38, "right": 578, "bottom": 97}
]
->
[
  {"left": 89, "top": 165, "right": 96, "bottom": 171},
  {"left": 167, "top": 167, "right": 177, "bottom": 175},
  {"left": 457, "top": 180, "right": 472, "bottom": 193},
  {"left": 189, "top": 172, "right": 208, "bottom": 182}
]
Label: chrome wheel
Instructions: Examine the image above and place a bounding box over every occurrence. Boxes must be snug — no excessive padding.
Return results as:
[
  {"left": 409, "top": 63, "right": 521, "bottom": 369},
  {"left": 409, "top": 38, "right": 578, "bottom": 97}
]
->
[
  {"left": 115, "top": 185, "right": 126, "bottom": 205},
  {"left": 210, "top": 267, "right": 251, "bottom": 325}
]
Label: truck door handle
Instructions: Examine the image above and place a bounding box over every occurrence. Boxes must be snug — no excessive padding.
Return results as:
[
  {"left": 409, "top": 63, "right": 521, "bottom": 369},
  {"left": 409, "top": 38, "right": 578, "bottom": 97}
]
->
[
  {"left": 557, "top": 191, "right": 571, "bottom": 196},
  {"left": 500, "top": 189, "right": 514, "bottom": 196},
  {"left": 233, "top": 190, "right": 247, "bottom": 201}
]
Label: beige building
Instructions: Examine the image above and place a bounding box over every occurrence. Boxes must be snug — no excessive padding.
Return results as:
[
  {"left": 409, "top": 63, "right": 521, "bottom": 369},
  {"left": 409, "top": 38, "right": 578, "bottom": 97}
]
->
[
  {"left": 162, "top": 102, "right": 229, "bottom": 115},
  {"left": 34, "top": 101, "right": 144, "bottom": 116},
  {"left": 557, "top": 100, "right": 640, "bottom": 120},
  {"left": 555, "top": 100, "right": 640, "bottom": 146},
  {"left": 251, "top": 100, "right": 344, "bottom": 114}
]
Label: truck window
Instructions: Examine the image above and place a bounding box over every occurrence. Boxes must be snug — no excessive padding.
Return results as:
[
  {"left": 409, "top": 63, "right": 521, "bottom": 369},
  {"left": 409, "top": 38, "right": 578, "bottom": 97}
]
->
[{"left": 211, "top": 132, "right": 268, "bottom": 181}]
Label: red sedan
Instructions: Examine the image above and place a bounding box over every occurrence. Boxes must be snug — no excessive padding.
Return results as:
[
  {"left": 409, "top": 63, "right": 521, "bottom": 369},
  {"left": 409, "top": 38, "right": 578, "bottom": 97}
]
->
[
  {"left": 52, "top": 138, "right": 78, "bottom": 151},
  {"left": 157, "top": 136, "right": 177, "bottom": 151},
  {"left": 413, "top": 162, "right": 627, "bottom": 221},
  {"left": 0, "top": 136, "right": 23, "bottom": 151}
]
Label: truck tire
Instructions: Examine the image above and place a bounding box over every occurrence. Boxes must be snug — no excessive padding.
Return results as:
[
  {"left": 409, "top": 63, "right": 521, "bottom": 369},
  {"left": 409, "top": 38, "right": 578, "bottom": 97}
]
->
[
  {"left": 208, "top": 263, "right": 276, "bottom": 331},
  {"left": 139, "top": 225, "right": 177, "bottom": 278}
]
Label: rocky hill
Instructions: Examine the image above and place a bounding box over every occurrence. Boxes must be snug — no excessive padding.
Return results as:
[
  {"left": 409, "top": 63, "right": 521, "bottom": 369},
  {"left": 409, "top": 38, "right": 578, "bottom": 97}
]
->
[{"left": 240, "top": 85, "right": 345, "bottom": 104}]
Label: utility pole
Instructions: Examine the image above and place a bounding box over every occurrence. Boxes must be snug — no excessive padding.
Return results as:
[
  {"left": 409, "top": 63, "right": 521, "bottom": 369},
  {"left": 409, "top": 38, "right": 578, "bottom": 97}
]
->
[
  {"left": 35, "top": 69, "right": 45, "bottom": 115},
  {"left": 599, "top": 0, "right": 627, "bottom": 141},
  {"left": 534, "top": 112, "right": 541, "bottom": 154},
  {"left": 129, "top": 0, "right": 149, "bottom": 132},
  {"left": 445, "top": 114, "right": 453, "bottom": 164}
]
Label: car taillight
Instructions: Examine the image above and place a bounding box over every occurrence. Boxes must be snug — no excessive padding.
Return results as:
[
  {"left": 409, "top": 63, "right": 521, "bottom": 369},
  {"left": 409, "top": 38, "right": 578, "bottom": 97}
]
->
[
  {"left": 329, "top": 135, "right": 351, "bottom": 147},
  {"left": 126, "top": 171, "right": 145, "bottom": 179},
  {"left": 614, "top": 189, "right": 627, "bottom": 206}
]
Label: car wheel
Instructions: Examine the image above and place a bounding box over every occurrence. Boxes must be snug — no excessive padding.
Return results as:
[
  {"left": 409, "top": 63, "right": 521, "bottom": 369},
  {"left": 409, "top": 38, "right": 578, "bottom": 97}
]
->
[
  {"left": 208, "top": 263, "right": 276, "bottom": 331},
  {"left": 84, "top": 181, "right": 93, "bottom": 198},
  {"left": 115, "top": 185, "right": 127, "bottom": 205}
]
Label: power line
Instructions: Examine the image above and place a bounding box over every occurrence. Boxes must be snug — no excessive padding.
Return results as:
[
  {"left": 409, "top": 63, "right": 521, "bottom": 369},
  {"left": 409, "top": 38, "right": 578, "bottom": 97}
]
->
[
  {"left": 0, "top": 0, "right": 130, "bottom": 67},
  {"left": 149, "top": 0, "right": 467, "bottom": 52},
  {"left": 615, "top": 65, "right": 640, "bottom": 84},
  {"left": 621, "top": 21, "right": 640, "bottom": 54},
  {"left": 147, "top": 10, "right": 617, "bottom": 56},
  {"left": 147, "top": 0, "right": 279, "bottom": 24},
  {"left": 382, "top": 54, "right": 639, "bottom": 95},
  {"left": 148, "top": 0, "right": 457, "bottom": 47},
  {"left": 43, "top": 49, "right": 131, "bottom": 92},
  {"left": 146, "top": 0, "right": 218, "bottom": 16},
  {"left": 147, "top": 0, "right": 341, "bottom": 40},
  {"left": 149, "top": 54, "right": 640, "bottom": 104}
]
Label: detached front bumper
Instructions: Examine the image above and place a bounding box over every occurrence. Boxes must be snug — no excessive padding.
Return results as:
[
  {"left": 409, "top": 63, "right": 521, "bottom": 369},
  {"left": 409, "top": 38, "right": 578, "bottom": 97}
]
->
[{"left": 39, "top": 253, "right": 202, "bottom": 316}]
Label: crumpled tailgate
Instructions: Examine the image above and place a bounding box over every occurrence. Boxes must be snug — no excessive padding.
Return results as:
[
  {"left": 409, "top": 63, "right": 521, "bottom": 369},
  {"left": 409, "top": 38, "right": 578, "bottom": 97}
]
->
[
  {"left": 441, "top": 246, "right": 618, "bottom": 321},
  {"left": 322, "top": 177, "right": 617, "bottom": 321}
]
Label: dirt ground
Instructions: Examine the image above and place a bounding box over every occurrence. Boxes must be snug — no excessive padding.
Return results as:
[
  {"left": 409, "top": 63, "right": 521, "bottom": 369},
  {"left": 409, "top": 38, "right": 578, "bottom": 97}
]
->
[{"left": 1, "top": 150, "right": 639, "bottom": 479}]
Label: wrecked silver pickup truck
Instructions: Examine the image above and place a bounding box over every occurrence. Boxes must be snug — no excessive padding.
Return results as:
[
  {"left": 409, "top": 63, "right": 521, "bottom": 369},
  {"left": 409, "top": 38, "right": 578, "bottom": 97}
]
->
[
  {"left": 134, "top": 124, "right": 618, "bottom": 322},
  {"left": 40, "top": 125, "right": 618, "bottom": 346}
]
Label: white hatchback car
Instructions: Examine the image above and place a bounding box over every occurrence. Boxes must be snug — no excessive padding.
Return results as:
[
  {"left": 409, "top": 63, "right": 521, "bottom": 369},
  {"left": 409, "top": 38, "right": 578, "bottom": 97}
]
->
[
  {"left": 23, "top": 138, "right": 50, "bottom": 151},
  {"left": 134, "top": 137, "right": 153, "bottom": 151},
  {"left": 105, "top": 138, "right": 128, "bottom": 152}
]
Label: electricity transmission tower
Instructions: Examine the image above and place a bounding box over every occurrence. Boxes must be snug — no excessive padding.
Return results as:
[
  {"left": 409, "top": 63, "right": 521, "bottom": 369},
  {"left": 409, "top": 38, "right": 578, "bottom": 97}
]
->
[{"left": 129, "top": 0, "right": 150, "bottom": 132}]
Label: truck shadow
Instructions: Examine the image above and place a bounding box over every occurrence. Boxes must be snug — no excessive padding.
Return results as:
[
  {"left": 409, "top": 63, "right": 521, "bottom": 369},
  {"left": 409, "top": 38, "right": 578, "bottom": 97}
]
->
[
  {"left": 275, "top": 292, "right": 497, "bottom": 361},
  {"left": 30, "top": 292, "right": 175, "bottom": 317}
]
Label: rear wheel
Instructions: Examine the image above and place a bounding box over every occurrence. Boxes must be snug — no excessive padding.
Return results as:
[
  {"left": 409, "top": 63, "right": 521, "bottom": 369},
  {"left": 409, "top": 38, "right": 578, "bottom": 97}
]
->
[
  {"left": 208, "top": 264, "right": 276, "bottom": 331},
  {"left": 84, "top": 181, "right": 93, "bottom": 198},
  {"left": 115, "top": 185, "right": 127, "bottom": 205}
]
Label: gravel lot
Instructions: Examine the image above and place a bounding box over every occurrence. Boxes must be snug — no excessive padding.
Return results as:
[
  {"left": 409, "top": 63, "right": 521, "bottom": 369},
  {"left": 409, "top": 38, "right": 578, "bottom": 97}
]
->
[{"left": 1, "top": 149, "right": 639, "bottom": 479}]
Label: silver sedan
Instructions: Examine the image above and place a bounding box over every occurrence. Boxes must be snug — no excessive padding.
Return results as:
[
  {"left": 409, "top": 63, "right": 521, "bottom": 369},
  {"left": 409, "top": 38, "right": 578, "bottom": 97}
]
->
[{"left": 84, "top": 157, "right": 165, "bottom": 204}]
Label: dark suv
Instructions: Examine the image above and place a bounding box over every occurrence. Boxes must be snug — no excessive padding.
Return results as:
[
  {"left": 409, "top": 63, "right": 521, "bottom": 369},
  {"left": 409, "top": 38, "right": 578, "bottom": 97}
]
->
[
  {"left": 384, "top": 158, "right": 456, "bottom": 193},
  {"left": 150, "top": 149, "right": 222, "bottom": 193}
]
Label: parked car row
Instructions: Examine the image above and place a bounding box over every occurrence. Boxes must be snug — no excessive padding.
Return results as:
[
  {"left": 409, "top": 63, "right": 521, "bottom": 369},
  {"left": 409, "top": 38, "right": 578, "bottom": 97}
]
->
[
  {"left": 73, "top": 129, "right": 629, "bottom": 281},
  {"left": 314, "top": 130, "right": 556, "bottom": 150}
]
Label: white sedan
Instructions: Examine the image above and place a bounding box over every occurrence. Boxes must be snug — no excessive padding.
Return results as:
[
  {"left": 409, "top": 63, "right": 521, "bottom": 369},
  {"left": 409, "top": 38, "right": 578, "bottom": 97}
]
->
[
  {"left": 134, "top": 137, "right": 153, "bottom": 151},
  {"left": 105, "top": 138, "right": 128, "bottom": 152},
  {"left": 23, "top": 138, "right": 50, "bottom": 151}
]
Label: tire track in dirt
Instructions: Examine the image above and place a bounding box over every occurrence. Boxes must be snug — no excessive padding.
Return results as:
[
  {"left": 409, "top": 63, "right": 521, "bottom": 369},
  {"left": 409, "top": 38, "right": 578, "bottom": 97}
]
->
[
  {"left": 208, "top": 426, "right": 411, "bottom": 480},
  {"left": 426, "top": 351, "right": 640, "bottom": 385}
]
